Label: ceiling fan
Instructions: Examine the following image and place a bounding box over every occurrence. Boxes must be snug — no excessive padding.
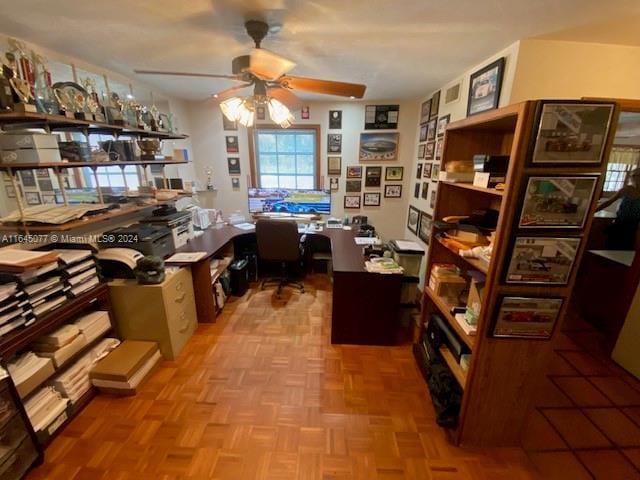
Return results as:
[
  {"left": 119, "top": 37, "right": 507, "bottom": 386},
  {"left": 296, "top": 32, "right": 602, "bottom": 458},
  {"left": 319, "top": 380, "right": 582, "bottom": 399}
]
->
[{"left": 134, "top": 20, "right": 367, "bottom": 128}]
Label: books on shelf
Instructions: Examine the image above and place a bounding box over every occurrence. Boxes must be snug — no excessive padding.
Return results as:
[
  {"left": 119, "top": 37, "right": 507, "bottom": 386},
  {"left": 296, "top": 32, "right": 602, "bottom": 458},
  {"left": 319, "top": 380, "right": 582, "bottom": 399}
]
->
[{"left": 454, "top": 313, "right": 477, "bottom": 336}]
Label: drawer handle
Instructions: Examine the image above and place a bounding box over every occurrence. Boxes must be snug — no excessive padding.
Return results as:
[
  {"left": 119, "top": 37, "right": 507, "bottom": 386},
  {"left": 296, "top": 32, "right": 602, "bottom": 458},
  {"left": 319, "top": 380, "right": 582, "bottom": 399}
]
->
[
  {"left": 179, "top": 312, "right": 189, "bottom": 332},
  {"left": 175, "top": 292, "right": 186, "bottom": 303}
]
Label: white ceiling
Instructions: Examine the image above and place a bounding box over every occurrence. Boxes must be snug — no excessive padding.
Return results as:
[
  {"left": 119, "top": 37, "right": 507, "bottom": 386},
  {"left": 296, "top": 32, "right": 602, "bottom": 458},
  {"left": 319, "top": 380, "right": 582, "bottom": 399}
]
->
[{"left": 1, "top": 0, "right": 639, "bottom": 101}]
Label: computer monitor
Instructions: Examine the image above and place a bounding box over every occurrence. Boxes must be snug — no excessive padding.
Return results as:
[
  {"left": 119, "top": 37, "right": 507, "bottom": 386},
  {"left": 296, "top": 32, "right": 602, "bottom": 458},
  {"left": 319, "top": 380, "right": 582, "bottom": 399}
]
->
[{"left": 248, "top": 188, "right": 331, "bottom": 215}]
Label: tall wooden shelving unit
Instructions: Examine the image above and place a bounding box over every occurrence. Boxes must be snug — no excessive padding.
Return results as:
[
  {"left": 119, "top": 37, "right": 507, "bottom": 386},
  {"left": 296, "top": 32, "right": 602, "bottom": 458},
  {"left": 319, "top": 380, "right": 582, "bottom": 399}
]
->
[{"left": 420, "top": 100, "right": 618, "bottom": 446}]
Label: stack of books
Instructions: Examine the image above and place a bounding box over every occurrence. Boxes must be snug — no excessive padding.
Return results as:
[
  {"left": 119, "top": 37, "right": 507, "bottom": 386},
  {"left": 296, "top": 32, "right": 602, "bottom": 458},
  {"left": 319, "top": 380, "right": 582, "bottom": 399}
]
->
[
  {"left": 23, "top": 386, "right": 69, "bottom": 434},
  {"left": 73, "top": 311, "right": 110, "bottom": 343},
  {"left": 54, "top": 249, "right": 100, "bottom": 298},
  {"left": 0, "top": 282, "right": 32, "bottom": 338},
  {"left": 32, "top": 324, "right": 86, "bottom": 369}
]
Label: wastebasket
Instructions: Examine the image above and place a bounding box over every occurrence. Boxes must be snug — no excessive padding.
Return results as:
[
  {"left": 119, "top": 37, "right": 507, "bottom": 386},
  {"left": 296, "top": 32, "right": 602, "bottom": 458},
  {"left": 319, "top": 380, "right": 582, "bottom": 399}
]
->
[{"left": 229, "top": 258, "right": 249, "bottom": 296}]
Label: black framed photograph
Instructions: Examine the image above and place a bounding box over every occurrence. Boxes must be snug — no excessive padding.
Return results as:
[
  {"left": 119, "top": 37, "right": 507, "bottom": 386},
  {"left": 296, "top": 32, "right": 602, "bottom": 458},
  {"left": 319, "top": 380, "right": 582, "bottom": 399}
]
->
[
  {"left": 407, "top": 206, "right": 420, "bottom": 234},
  {"left": 505, "top": 236, "right": 582, "bottom": 285},
  {"left": 36, "top": 169, "right": 49, "bottom": 178},
  {"left": 365, "top": 104, "right": 399, "bottom": 129},
  {"left": 222, "top": 113, "right": 237, "bottom": 131},
  {"left": 328, "top": 134, "right": 342, "bottom": 154},
  {"left": 38, "top": 179, "right": 53, "bottom": 191},
  {"left": 19, "top": 170, "right": 36, "bottom": 188},
  {"left": 421, "top": 182, "right": 429, "bottom": 199},
  {"left": 344, "top": 195, "right": 361, "bottom": 209},
  {"left": 359, "top": 132, "right": 399, "bottom": 161},
  {"left": 437, "top": 114, "right": 451, "bottom": 137},
  {"left": 435, "top": 138, "right": 444, "bottom": 160},
  {"left": 423, "top": 163, "right": 432, "bottom": 179},
  {"left": 365, "top": 166, "right": 382, "bottom": 187},
  {"left": 414, "top": 183, "right": 420, "bottom": 199},
  {"left": 491, "top": 296, "right": 563, "bottom": 339},
  {"left": 419, "top": 123, "right": 428, "bottom": 142},
  {"left": 330, "top": 177, "right": 339, "bottom": 192},
  {"left": 227, "top": 157, "right": 241, "bottom": 174},
  {"left": 384, "top": 184, "right": 402, "bottom": 198},
  {"left": 418, "top": 143, "right": 426, "bottom": 159},
  {"left": 25, "top": 191, "right": 41, "bottom": 205},
  {"left": 416, "top": 163, "right": 423, "bottom": 179},
  {"left": 363, "top": 192, "right": 381, "bottom": 206},
  {"left": 328, "top": 156, "right": 342, "bottom": 175},
  {"left": 231, "top": 177, "right": 240, "bottom": 189},
  {"left": 426, "top": 118, "right": 437, "bottom": 142},
  {"left": 329, "top": 110, "right": 342, "bottom": 129},
  {"left": 430, "top": 190, "right": 436, "bottom": 209},
  {"left": 529, "top": 101, "right": 615, "bottom": 165},
  {"left": 347, "top": 165, "right": 362, "bottom": 178},
  {"left": 467, "top": 57, "right": 505, "bottom": 116},
  {"left": 420, "top": 99, "right": 432, "bottom": 123},
  {"left": 518, "top": 176, "right": 598, "bottom": 229},
  {"left": 346, "top": 180, "right": 362, "bottom": 192},
  {"left": 385, "top": 166, "right": 403, "bottom": 181},
  {"left": 301, "top": 106, "right": 310, "bottom": 119},
  {"left": 418, "top": 211, "right": 433, "bottom": 244},
  {"left": 225, "top": 136, "right": 239, "bottom": 153},
  {"left": 256, "top": 106, "right": 266, "bottom": 120},
  {"left": 430, "top": 90, "right": 440, "bottom": 119},
  {"left": 431, "top": 164, "right": 439, "bottom": 181},
  {"left": 425, "top": 141, "right": 435, "bottom": 161}
]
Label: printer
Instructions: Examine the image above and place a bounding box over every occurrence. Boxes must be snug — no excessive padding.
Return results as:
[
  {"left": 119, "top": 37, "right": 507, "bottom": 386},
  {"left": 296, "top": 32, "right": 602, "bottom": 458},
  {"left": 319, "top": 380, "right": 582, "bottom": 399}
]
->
[
  {"left": 98, "top": 223, "right": 175, "bottom": 258},
  {"left": 140, "top": 205, "right": 194, "bottom": 249}
]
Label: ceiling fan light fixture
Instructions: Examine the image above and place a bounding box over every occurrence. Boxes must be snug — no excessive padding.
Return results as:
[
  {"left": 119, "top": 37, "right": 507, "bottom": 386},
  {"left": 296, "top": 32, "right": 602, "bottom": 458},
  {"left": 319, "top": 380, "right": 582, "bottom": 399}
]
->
[
  {"left": 237, "top": 100, "right": 255, "bottom": 127},
  {"left": 268, "top": 98, "right": 294, "bottom": 128},
  {"left": 220, "top": 97, "right": 244, "bottom": 121}
]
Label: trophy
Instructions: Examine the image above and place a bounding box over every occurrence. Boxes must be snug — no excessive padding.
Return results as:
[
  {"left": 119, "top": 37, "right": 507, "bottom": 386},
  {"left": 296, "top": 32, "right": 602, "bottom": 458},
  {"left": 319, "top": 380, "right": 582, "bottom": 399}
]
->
[
  {"left": 3, "top": 51, "right": 36, "bottom": 113},
  {"left": 104, "top": 92, "right": 125, "bottom": 125},
  {"left": 52, "top": 86, "right": 77, "bottom": 119},
  {"left": 81, "top": 77, "right": 106, "bottom": 122},
  {"left": 31, "top": 52, "right": 59, "bottom": 115},
  {"left": 137, "top": 138, "right": 162, "bottom": 160}
]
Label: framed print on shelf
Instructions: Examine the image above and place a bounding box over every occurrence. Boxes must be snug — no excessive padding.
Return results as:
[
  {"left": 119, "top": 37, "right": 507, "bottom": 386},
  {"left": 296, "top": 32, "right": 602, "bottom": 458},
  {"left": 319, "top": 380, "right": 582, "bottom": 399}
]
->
[
  {"left": 505, "top": 236, "right": 582, "bottom": 285},
  {"left": 418, "top": 211, "right": 433, "bottom": 244},
  {"left": 414, "top": 183, "right": 420, "bottom": 198},
  {"left": 347, "top": 165, "right": 363, "bottom": 178},
  {"left": 227, "top": 157, "right": 241, "bottom": 174},
  {"left": 528, "top": 101, "right": 615, "bottom": 165},
  {"left": 329, "top": 110, "right": 342, "bottom": 129},
  {"left": 385, "top": 166, "right": 403, "bottom": 181},
  {"left": 418, "top": 143, "right": 426, "bottom": 159},
  {"left": 416, "top": 163, "right": 423, "bottom": 179},
  {"left": 423, "top": 163, "right": 432, "bottom": 179},
  {"left": 346, "top": 180, "right": 362, "bottom": 192},
  {"left": 437, "top": 114, "right": 450, "bottom": 137},
  {"left": 344, "top": 195, "right": 361, "bottom": 209},
  {"left": 365, "top": 104, "right": 399, "bottom": 129},
  {"left": 328, "top": 156, "right": 342, "bottom": 175},
  {"left": 491, "top": 296, "right": 563, "bottom": 339},
  {"left": 359, "top": 132, "right": 399, "bottom": 161},
  {"left": 419, "top": 123, "right": 428, "bottom": 142},
  {"left": 384, "top": 184, "right": 402, "bottom": 198},
  {"left": 330, "top": 177, "right": 339, "bottom": 192},
  {"left": 225, "top": 136, "right": 239, "bottom": 153},
  {"left": 363, "top": 192, "right": 381, "bottom": 206},
  {"left": 420, "top": 99, "right": 432, "bottom": 123},
  {"left": 518, "top": 176, "right": 598, "bottom": 229},
  {"left": 407, "top": 206, "right": 420, "bottom": 234},
  {"left": 328, "top": 133, "right": 342, "bottom": 154},
  {"left": 425, "top": 141, "right": 435, "bottom": 160},
  {"left": 467, "top": 57, "right": 505, "bottom": 116},
  {"left": 365, "top": 166, "right": 382, "bottom": 187},
  {"left": 421, "top": 182, "right": 429, "bottom": 199},
  {"left": 430, "top": 90, "right": 440, "bottom": 119}
]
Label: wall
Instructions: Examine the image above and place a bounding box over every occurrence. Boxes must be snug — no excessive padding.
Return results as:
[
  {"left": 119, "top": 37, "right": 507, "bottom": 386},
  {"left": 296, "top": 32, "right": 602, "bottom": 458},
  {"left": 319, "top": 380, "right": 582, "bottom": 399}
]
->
[
  {"left": 511, "top": 39, "right": 640, "bottom": 102},
  {"left": 612, "top": 282, "right": 640, "bottom": 379},
  {"left": 187, "top": 99, "right": 419, "bottom": 240}
]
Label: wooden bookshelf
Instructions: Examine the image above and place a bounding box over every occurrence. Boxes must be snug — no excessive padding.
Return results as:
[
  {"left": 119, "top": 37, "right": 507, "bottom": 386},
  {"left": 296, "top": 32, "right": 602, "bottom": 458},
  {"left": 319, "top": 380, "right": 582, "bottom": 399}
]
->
[
  {"left": 0, "top": 159, "right": 188, "bottom": 171},
  {"left": 424, "top": 287, "right": 475, "bottom": 349},
  {"left": 439, "top": 181, "right": 504, "bottom": 196},
  {"left": 439, "top": 346, "right": 467, "bottom": 390},
  {"left": 433, "top": 236, "right": 489, "bottom": 275}
]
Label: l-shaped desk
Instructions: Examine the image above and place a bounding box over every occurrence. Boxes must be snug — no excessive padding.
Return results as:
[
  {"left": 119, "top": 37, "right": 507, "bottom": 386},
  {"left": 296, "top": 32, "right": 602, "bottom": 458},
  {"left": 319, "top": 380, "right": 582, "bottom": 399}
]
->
[{"left": 176, "top": 225, "right": 402, "bottom": 345}]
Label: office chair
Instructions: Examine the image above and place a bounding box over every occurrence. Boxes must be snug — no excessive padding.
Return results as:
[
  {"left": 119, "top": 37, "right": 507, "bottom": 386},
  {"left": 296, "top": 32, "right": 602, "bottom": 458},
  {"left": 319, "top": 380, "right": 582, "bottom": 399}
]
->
[{"left": 255, "top": 219, "right": 305, "bottom": 295}]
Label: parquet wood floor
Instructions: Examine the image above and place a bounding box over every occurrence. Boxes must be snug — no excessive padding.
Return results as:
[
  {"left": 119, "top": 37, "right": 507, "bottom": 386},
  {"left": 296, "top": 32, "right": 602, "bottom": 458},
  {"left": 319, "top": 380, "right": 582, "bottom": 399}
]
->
[{"left": 27, "top": 275, "right": 538, "bottom": 479}]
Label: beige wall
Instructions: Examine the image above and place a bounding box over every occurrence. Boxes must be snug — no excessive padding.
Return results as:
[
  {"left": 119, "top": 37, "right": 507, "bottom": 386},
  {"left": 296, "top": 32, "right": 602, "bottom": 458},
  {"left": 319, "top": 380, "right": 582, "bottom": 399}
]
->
[
  {"left": 511, "top": 39, "right": 640, "bottom": 102},
  {"left": 612, "top": 282, "right": 640, "bottom": 378},
  {"left": 187, "top": 99, "right": 419, "bottom": 240}
]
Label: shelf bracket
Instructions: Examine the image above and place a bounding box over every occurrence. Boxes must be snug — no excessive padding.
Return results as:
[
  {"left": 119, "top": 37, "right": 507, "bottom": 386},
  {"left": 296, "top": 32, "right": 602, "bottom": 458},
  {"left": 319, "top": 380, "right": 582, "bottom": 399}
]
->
[{"left": 54, "top": 167, "right": 69, "bottom": 206}]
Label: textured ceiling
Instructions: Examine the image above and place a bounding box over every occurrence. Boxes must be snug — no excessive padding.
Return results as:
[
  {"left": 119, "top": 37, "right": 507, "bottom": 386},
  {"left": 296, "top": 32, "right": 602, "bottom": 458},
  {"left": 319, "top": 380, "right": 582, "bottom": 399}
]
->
[{"left": 0, "top": 0, "right": 638, "bottom": 100}]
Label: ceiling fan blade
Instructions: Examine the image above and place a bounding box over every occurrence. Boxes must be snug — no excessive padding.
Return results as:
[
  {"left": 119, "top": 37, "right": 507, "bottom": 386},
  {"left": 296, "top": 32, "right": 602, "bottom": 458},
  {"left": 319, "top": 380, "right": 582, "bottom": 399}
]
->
[
  {"left": 267, "top": 87, "right": 303, "bottom": 111},
  {"left": 211, "top": 83, "right": 253, "bottom": 102},
  {"left": 248, "top": 48, "right": 296, "bottom": 81},
  {"left": 134, "top": 69, "right": 239, "bottom": 80},
  {"left": 280, "top": 76, "right": 366, "bottom": 98}
]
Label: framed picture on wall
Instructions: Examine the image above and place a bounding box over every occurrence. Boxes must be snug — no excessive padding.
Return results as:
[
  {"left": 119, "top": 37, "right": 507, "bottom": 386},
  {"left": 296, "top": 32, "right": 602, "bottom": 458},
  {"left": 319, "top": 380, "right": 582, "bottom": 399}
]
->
[
  {"left": 518, "top": 176, "right": 598, "bottom": 229},
  {"left": 301, "top": 106, "right": 310, "bottom": 119},
  {"left": 430, "top": 90, "right": 440, "bottom": 119},
  {"left": 227, "top": 157, "right": 241, "bottom": 174},
  {"left": 222, "top": 114, "right": 237, "bottom": 131},
  {"left": 421, "top": 182, "right": 429, "bottom": 199},
  {"left": 346, "top": 180, "right": 362, "bottom": 192},
  {"left": 256, "top": 106, "right": 266, "bottom": 120},
  {"left": 328, "top": 156, "right": 342, "bottom": 175},
  {"left": 420, "top": 99, "right": 432, "bottom": 124},
  {"left": 384, "top": 184, "right": 402, "bottom": 198},
  {"left": 418, "top": 211, "right": 433, "bottom": 244},
  {"left": 328, "top": 133, "right": 342, "bottom": 154},
  {"left": 426, "top": 118, "right": 437, "bottom": 142},
  {"left": 25, "top": 191, "right": 41, "bottom": 205},
  {"left": 38, "top": 179, "right": 53, "bottom": 191},
  {"left": 344, "top": 195, "right": 361, "bottom": 209},
  {"left": 329, "top": 110, "right": 342, "bottom": 129},
  {"left": 5, "top": 184, "right": 16, "bottom": 198},
  {"left": 528, "top": 101, "right": 615, "bottom": 165},
  {"left": 425, "top": 141, "right": 435, "bottom": 160},
  {"left": 359, "top": 132, "right": 399, "bottom": 161},
  {"left": 365, "top": 104, "right": 399, "bottom": 129},
  {"left": 231, "top": 177, "right": 240, "bottom": 189},
  {"left": 19, "top": 170, "right": 36, "bottom": 188},
  {"left": 431, "top": 164, "right": 440, "bottom": 181},
  {"left": 418, "top": 143, "right": 426, "bottom": 159},
  {"left": 491, "top": 296, "right": 563, "bottom": 339},
  {"left": 407, "top": 206, "right": 420, "bottom": 234},
  {"left": 423, "top": 163, "right": 432, "bottom": 179},
  {"left": 505, "top": 236, "right": 582, "bottom": 285},
  {"left": 42, "top": 193, "right": 56, "bottom": 204},
  {"left": 385, "top": 166, "right": 403, "bottom": 181},
  {"left": 419, "top": 123, "right": 428, "bottom": 142},
  {"left": 437, "top": 115, "right": 451, "bottom": 137},
  {"left": 225, "top": 136, "right": 239, "bottom": 153},
  {"left": 330, "top": 177, "right": 339, "bottom": 192},
  {"left": 430, "top": 190, "right": 436, "bottom": 209},
  {"left": 36, "top": 169, "right": 49, "bottom": 178},
  {"left": 363, "top": 192, "right": 381, "bottom": 206},
  {"left": 467, "top": 57, "right": 505, "bottom": 116},
  {"left": 416, "top": 163, "right": 423, "bottom": 179},
  {"left": 347, "top": 165, "right": 362, "bottom": 178},
  {"left": 365, "top": 166, "right": 382, "bottom": 187},
  {"left": 414, "top": 183, "right": 420, "bottom": 199}
]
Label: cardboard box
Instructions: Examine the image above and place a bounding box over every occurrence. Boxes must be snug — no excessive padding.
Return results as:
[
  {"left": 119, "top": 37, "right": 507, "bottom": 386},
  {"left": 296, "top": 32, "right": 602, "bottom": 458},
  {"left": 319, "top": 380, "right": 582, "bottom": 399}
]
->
[
  {"left": 90, "top": 340, "right": 158, "bottom": 383},
  {"left": 91, "top": 348, "right": 161, "bottom": 395},
  {"left": 428, "top": 273, "right": 467, "bottom": 301},
  {"left": 1, "top": 148, "right": 62, "bottom": 164},
  {"left": 15, "top": 357, "right": 55, "bottom": 399},
  {"left": 465, "top": 278, "right": 485, "bottom": 326},
  {"left": 0, "top": 132, "right": 60, "bottom": 150}
]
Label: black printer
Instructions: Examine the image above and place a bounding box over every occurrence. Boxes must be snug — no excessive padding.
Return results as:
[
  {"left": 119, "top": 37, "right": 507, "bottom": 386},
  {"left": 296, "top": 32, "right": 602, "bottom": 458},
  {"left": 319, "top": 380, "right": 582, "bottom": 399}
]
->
[{"left": 98, "top": 223, "right": 175, "bottom": 258}]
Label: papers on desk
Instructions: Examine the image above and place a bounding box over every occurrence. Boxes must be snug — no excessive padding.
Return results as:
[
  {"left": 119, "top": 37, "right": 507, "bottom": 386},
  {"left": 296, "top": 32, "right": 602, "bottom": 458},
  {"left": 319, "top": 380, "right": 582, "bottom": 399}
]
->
[
  {"left": 234, "top": 222, "right": 255, "bottom": 231},
  {"left": 166, "top": 252, "right": 208, "bottom": 263},
  {"left": 392, "top": 240, "right": 424, "bottom": 252},
  {"left": 365, "top": 258, "right": 404, "bottom": 274},
  {"left": 354, "top": 237, "right": 382, "bottom": 246}
]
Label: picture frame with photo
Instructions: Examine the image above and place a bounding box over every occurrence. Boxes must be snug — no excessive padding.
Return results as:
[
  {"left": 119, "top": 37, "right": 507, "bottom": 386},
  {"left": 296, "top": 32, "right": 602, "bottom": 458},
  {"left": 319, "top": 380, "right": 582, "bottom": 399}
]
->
[
  {"left": 329, "top": 110, "right": 342, "bottom": 129},
  {"left": 359, "top": 132, "right": 399, "bottom": 161},
  {"left": 407, "top": 206, "right": 420, "bottom": 234},
  {"left": 431, "top": 164, "right": 440, "bottom": 181},
  {"left": 222, "top": 114, "right": 237, "bottom": 131},
  {"left": 301, "top": 106, "right": 310, "bottom": 119},
  {"left": 19, "top": 170, "right": 36, "bottom": 188},
  {"left": 430, "top": 190, "right": 437, "bottom": 209},
  {"left": 491, "top": 296, "right": 563, "bottom": 339},
  {"left": 518, "top": 176, "right": 598, "bottom": 229},
  {"left": 330, "top": 177, "right": 339, "bottom": 192},
  {"left": 421, "top": 182, "right": 429, "bottom": 199},
  {"left": 328, "top": 133, "right": 342, "bottom": 154},
  {"left": 430, "top": 90, "right": 440, "bottom": 119},
  {"left": 437, "top": 114, "right": 451, "bottom": 137},
  {"left": 38, "top": 179, "right": 54, "bottom": 191},
  {"left": 420, "top": 99, "right": 432, "bottom": 124},
  {"left": 363, "top": 192, "right": 381, "bottom": 206},
  {"left": 365, "top": 166, "right": 382, "bottom": 187},
  {"left": 418, "top": 211, "right": 433, "bottom": 244},
  {"left": 365, "top": 104, "right": 399, "bottom": 129},
  {"left": 25, "top": 191, "right": 41, "bottom": 205},
  {"left": 425, "top": 141, "right": 435, "bottom": 161},
  {"left": 346, "top": 180, "right": 362, "bottom": 192},
  {"left": 505, "top": 236, "right": 582, "bottom": 285},
  {"left": 419, "top": 123, "right": 428, "bottom": 142},
  {"left": 385, "top": 166, "right": 403, "bottom": 181},
  {"left": 416, "top": 163, "right": 423, "bottom": 179},
  {"left": 435, "top": 138, "right": 444, "bottom": 160},
  {"left": 418, "top": 143, "right": 426, "bottom": 159},
  {"left": 227, "top": 157, "right": 241, "bottom": 174},
  {"left": 467, "top": 57, "right": 505, "bottom": 116},
  {"left": 528, "top": 101, "right": 615, "bottom": 165},
  {"left": 347, "top": 165, "right": 363, "bottom": 178},
  {"left": 5, "top": 184, "right": 16, "bottom": 198},
  {"left": 426, "top": 118, "right": 437, "bottom": 142},
  {"left": 225, "top": 136, "right": 239, "bottom": 153},
  {"left": 414, "top": 183, "right": 420, "bottom": 199},
  {"left": 36, "top": 169, "right": 50, "bottom": 179},
  {"left": 42, "top": 193, "right": 56, "bottom": 204},
  {"left": 423, "top": 163, "right": 432, "bottom": 179},
  {"left": 384, "top": 184, "right": 402, "bottom": 198},
  {"left": 231, "top": 177, "right": 240, "bottom": 189},
  {"left": 344, "top": 195, "right": 361, "bottom": 209},
  {"left": 256, "top": 106, "right": 266, "bottom": 120},
  {"left": 328, "top": 156, "right": 342, "bottom": 175}
]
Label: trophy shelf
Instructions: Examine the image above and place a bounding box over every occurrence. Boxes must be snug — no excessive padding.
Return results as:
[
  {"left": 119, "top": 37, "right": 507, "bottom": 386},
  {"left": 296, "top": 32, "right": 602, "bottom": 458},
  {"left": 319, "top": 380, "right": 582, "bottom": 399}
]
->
[{"left": 0, "top": 159, "right": 189, "bottom": 171}]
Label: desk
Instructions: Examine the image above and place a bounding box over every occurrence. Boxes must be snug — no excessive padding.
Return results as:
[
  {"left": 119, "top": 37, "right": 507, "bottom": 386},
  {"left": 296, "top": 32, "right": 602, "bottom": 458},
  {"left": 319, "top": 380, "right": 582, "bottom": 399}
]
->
[{"left": 177, "top": 225, "right": 402, "bottom": 345}]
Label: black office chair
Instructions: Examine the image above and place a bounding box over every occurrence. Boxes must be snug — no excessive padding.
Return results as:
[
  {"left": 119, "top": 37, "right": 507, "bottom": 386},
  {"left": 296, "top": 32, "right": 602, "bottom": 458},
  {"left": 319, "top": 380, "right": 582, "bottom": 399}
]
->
[{"left": 255, "top": 219, "right": 304, "bottom": 294}]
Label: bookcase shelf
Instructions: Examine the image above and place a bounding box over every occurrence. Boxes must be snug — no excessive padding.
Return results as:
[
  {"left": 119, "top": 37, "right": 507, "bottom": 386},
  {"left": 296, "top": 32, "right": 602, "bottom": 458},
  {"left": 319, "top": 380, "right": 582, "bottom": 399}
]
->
[
  {"left": 439, "top": 346, "right": 467, "bottom": 390},
  {"left": 425, "top": 287, "right": 475, "bottom": 349}
]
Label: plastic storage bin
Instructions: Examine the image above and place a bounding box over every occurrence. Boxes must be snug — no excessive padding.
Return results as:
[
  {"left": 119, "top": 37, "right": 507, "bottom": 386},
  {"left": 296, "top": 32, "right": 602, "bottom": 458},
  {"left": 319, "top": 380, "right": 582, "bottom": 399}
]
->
[
  {"left": 389, "top": 241, "right": 425, "bottom": 277},
  {"left": 229, "top": 259, "right": 249, "bottom": 296}
]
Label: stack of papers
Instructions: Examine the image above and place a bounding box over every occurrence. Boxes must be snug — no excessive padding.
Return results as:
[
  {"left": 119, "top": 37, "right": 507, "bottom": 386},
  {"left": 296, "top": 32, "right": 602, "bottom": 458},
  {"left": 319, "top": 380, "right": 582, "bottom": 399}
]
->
[
  {"left": 7, "top": 352, "right": 49, "bottom": 386},
  {"left": 73, "top": 311, "right": 110, "bottom": 343},
  {"left": 365, "top": 258, "right": 404, "bottom": 274},
  {"left": 0, "top": 249, "right": 59, "bottom": 273},
  {"left": 33, "top": 324, "right": 80, "bottom": 350},
  {"left": 55, "top": 249, "right": 100, "bottom": 298},
  {"left": 51, "top": 354, "right": 93, "bottom": 403},
  {"left": 23, "top": 386, "right": 69, "bottom": 432},
  {"left": 0, "top": 283, "right": 31, "bottom": 337},
  {"left": 0, "top": 204, "right": 110, "bottom": 225}
]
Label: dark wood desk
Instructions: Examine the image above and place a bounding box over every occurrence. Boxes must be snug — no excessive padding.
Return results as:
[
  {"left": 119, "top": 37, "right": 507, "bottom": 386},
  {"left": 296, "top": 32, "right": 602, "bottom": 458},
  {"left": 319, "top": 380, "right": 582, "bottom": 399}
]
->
[{"left": 177, "top": 225, "right": 402, "bottom": 345}]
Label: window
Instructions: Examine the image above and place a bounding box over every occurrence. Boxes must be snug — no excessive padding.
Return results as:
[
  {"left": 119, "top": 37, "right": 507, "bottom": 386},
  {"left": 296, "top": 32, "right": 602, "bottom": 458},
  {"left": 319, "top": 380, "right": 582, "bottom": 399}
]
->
[
  {"left": 79, "top": 133, "right": 141, "bottom": 189},
  {"left": 603, "top": 147, "right": 640, "bottom": 192},
  {"left": 252, "top": 127, "right": 319, "bottom": 189}
]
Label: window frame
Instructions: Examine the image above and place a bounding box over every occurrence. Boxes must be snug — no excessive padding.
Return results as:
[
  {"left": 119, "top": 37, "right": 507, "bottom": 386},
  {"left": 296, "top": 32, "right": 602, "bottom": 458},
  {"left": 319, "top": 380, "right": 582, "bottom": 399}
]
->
[{"left": 248, "top": 124, "right": 321, "bottom": 189}]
